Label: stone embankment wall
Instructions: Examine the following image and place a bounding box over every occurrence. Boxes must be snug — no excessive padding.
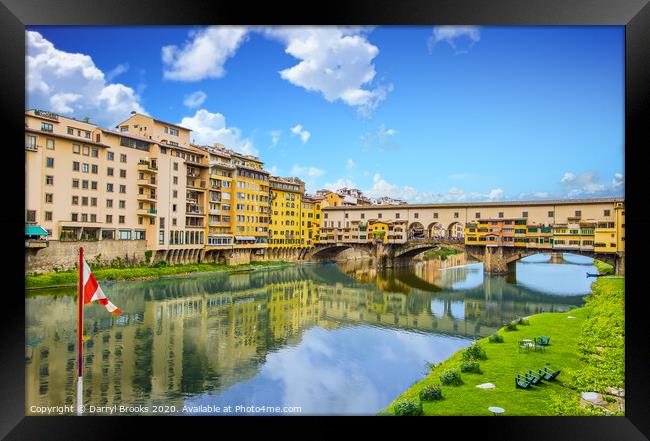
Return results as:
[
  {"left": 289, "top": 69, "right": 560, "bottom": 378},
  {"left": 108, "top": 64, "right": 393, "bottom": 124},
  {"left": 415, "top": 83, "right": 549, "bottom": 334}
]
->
[{"left": 25, "top": 240, "right": 147, "bottom": 273}]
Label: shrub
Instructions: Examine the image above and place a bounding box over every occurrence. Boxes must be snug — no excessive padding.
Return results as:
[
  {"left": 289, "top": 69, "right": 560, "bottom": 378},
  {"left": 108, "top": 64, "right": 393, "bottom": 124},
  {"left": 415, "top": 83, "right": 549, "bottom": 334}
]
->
[
  {"left": 462, "top": 342, "right": 487, "bottom": 361},
  {"left": 488, "top": 333, "right": 504, "bottom": 343},
  {"left": 419, "top": 385, "right": 443, "bottom": 401},
  {"left": 516, "top": 317, "right": 530, "bottom": 326},
  {"left": 152, "top": 260, "right": 168, "bottom": 268},
  {"left": 144, "top": 250, "right": 153, "bottom": 264},
  {"left": 460, "top": 361, "right": 482, "bottom": 374},
  {"left": 505, "top": 322, "right": 518, "bottom": 331},
  {"left": 393, "top": 399, "right": 422, "bottom": 416},
  {"left": 440, "top": 368, "right": 463, "bottom": 386}
]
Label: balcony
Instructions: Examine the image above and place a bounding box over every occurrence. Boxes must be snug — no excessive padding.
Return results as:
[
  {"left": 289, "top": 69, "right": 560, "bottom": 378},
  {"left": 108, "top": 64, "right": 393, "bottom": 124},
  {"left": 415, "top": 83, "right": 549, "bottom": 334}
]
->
[
  {"left": 25, "top": 144, "right": 38, "bottom": 152},
  {"left": 187, "top": 171, "right": 200, "bottom": 178},
  {"left": 186, "top": 210, "right": 206, "bottom": 217},
  {"left": 137, "top": 160, "right": 158, "bottom": 173},
  {"left": 137, "top": 193, "right": 157, "bottom": 202},
  {"left": 137, "top": 208, "right": 157, "bottom": 217},
  {"left": 137, "top": 178, "right": 157, "bottom": 187},
  {"left": 210, "top": 209, "right": 220, "bottom": 215},
  {"left": 187, "top": 179, "right": 207, "bottom": 190}
]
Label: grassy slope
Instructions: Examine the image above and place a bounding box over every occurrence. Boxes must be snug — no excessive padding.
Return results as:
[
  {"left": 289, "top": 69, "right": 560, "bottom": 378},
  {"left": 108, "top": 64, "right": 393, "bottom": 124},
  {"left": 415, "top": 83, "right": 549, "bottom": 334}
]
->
[
  {"left": 594, "top": 259, "right": 614, "bottom": 275},
  {"left": 384, "top": 277, "right": 624, "bottom": 416},
  {"left": 25, "top": 260, "right": 290, "bottom": 289}
]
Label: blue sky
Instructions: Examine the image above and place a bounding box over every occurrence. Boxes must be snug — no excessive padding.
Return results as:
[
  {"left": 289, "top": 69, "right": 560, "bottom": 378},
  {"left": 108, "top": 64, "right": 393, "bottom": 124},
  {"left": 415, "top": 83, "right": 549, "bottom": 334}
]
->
[{"left": 26, "top": 26, "right": 624, "bottom": 202}]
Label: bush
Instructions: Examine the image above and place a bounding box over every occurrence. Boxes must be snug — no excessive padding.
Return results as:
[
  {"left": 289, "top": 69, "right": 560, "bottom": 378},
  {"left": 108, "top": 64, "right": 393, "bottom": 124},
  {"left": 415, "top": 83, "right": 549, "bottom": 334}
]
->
[
  {"left": 516, "top": 317, "right": 530, "bottom": 326},
  {"left": 144, "top": 250, "right": 153, "bottom": 264},
  {"left": 419, "top": 385, "right": 443, "bottom": 401},
  {"left": 440, "top": 368, "right": 463, "bottom": 386},
  {"left": 152, "top": 260, "right": 168, "bottom": 268},
  {"left": 393, "top": 399, "right": 422, "bottom": 416},
  {"left": 505, "top": 322, "right": 518, "bottom": 331},
  {"left": 462, "top": 342, "right": 487, "bottom": 361},
  {"left": 488, "top": 333, "right": 504, "bottom": 343},
  {"left": 460, "top": 361, "right": 482, "bottom": 374}
]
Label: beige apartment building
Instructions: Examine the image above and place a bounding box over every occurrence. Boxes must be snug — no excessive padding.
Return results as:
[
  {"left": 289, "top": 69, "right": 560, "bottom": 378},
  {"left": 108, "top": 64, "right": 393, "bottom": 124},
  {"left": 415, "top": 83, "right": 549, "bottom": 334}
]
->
[{"left": 25, "top": 109, "right": 212, "bottom": 269}]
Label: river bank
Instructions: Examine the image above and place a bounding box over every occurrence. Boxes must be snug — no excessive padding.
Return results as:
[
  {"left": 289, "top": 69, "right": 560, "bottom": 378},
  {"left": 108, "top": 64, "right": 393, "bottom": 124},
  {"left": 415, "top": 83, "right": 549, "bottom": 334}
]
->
[
  {"left": 383, "top": 276, "right": 625, "bottom": 416},
  {"left": 25, "top": 260, "right": 292, "bottom": 290}
]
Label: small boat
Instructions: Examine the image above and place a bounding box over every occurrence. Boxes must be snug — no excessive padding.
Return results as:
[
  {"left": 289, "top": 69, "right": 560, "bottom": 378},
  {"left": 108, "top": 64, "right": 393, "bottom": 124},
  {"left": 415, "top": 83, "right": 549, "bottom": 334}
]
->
[{"left": 586, "top": 272, "right": 601, "bottom": 278}]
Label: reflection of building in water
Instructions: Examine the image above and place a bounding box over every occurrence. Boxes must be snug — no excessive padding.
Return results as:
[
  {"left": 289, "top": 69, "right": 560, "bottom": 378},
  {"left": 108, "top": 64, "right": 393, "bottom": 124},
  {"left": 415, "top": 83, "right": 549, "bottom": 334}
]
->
[{"left": 26, "top": 262, "right": 583, "bottom": 414}]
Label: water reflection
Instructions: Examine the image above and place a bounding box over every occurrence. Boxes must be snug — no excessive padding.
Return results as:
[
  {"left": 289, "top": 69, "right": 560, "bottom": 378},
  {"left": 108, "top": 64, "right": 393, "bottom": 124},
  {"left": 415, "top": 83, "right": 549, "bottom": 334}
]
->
[{"left": 25, "top": 253, "right": 594, "bottom": 415}]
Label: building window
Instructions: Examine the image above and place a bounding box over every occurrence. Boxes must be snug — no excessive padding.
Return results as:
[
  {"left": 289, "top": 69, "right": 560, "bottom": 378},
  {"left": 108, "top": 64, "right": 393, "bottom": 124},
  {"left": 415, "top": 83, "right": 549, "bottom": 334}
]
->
[
  {"left": 135, "top": 230, "right": 146, "bottom": 240},
  {"left": 106, "top": 215, "right": 112, "bottom": 224},
  {"left": 173, "top": 176, "right": 178, "bottom": 185},
  {"left": 26, "top": 210, "right": 36, "bottom": 222},
  {"left": 72, "top": 196, "right": 79, "bottom": 205},
  {"left": 414, "top": 213, "right": 419, "bottom": 219},
  {"left": 81, "top": 213, "right": 88, "bottom": 222},
  {"left": 173, "top": 162, "right": 179, "bottom": 171},
  {"left": 91, "top": 148, "right": 98, "bottom": 158},
  {"left": 396, "top": 213, "right": 400, "bottom": 219},
  {"left": 81, "top": 197, "right": 88, "bottom": 206},
  {"left": 119, "top": 216, "right": 125, "bottom": 224},
  {"left": 44, "top": 211, "right": 52, "bottom": 221},
  {"left": 46, "top": 139, "right": 55, "bottom": 150},
  {"left": 41, "top": 122, "right": 53, "bottom": 132},
  {"left": 361, "top": 213, "right": 365, "bottom": 219},
  {"left": 73, "top": 161, "right": 80, "bottom": 171},
  {"left": 91, "top": 164, "right": 98, "bottom": 174},
  {"left": 45, "top": 193, "right": 53, "bottom": 203},
  {"left": 120, "top": 169, "right": 126, "bottom": 178},
  {"left": 604, "top": 209, "right": 611, "bottom": 216},
  {"left": 119, "top": 229, "right": 130, "bottom": 239},
  {"left": 454, "top": 212, "right": 459, "bottom": 218},
  {"left": 522, "top": 211, "right": 528, "bottom": 218},
  {"left": 82, "top": 146, "right": 89, "bottom": 156},
  {"left": 82, "top": 163, "right": 89, "bottom": 173},
  {"left": 107, "top": 151, "right": 114, "bottom": 161},
  {"left": 548, "top": 211, "right": 554, "bottom": 218},
  {"left": 72, "top": 179, "right": 79, "bottom": 188},
  {"left": 106, "top": 183, "right": 113, "bottom": 192},
  {"left": 172, "top": 204, "right": 177, "bottom": 212},
  {"left": 106, "top": 199, "right": 113, "bottom": 208},
  {"left": 575, "top": 210, "right": 581, "bottom": 217},
  {"left": 26, "top": 135, "right": 37, "bottom": 150},
  {"left": 73, "top": 144, "right": 80, "bottom": 154},
  {"left": 119, "top": 200, "right": 126, "bottom": 209},
  {"left": 498, "top": 212, "right": 504, "bottom": 218},
  {"left": 91, "top": 181, "right": 97, "bottom": 190},
  {"left": 90, "top": 214, "right": 97, "bottom": 223},
  {"left": 173, "top": 190, "right": 178, "bottom": 198},
  {"left": 91, "top": 197, "right": 97, "bottom": 206},
  {"left": 45, "top": 175, "right": 54, "bottom": 185},
  {"left": 67, "top": 127, "right": 74, "bottom": 135},
  {"left": 71, "top": 213, "right": 78, "bottom": 222},
  {"left": 120, "top": 154, "right": 127, "bottom": 163},
  {"left": 378, "top": 213, "right": 382, "bottom": 219},
  {"left": 475, "top": 212, "right": 480, "bottom": 219},
  {"left": 120, "top": 126, "right": 128, "bottom": 132},
  {"left": 119, "top": 185, "right": 126, "bottom": 193},
  {"left": 82, "top": 180, "right": 89, "bottom": 189}
]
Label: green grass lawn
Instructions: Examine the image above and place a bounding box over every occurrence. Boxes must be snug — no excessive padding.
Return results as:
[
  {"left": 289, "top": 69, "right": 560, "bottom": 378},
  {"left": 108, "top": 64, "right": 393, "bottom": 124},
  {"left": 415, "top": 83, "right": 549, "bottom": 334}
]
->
[
  {"left": 384, "top": 277, "right": 624, "bottom": 416},
  {"left": 25, "top": 260, "right": 290, "bottom": 289},
  {"left": 594, "top": 259, "right": 614, "bottom": 275}
]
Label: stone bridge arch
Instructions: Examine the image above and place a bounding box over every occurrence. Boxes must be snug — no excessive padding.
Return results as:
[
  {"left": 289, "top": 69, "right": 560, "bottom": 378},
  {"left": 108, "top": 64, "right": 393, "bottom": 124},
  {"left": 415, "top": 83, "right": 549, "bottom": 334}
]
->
[
  {"left": 407, "top": 222, "right": 425, "bottom": 240},
  {"left": 447, "top": 221, "right": 464, "bottom": 239},
  {"left": 426, "top": 222, "right": 445, "bottom": 239}
]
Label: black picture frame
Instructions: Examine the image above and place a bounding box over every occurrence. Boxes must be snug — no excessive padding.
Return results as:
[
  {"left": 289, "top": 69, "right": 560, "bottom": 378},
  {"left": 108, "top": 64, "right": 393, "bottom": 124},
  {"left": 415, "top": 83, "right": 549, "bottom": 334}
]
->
[{"left": 1, "top": 0, "right": 648, "bottom": 439}]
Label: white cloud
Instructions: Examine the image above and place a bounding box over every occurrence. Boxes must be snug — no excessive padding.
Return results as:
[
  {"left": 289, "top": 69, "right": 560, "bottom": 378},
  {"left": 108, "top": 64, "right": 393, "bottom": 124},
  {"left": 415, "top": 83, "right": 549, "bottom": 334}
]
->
[
  {"left": 269, "top": 130, "right": 282, "bottom": 148},
  {"left": 428, "top": 26, "right": 481, "bottom": 54},
  {"left": 362, "top": 173, "right": 505, "bottom": 204},
  {"left": 183, "top": 90, "right": 207, "bottom": 108},
  {"left": 179, "top": 109, "right": 257, "bottom": 156},
  {"left": 162, "top": 26, "right": 248, "bottom": 81},
  {"left": 559, "top": 171, "right": 624, "bottom": 198},
  {"left": 290, "top": 165, "right": 324, "bottom": 178},
  {"left": 263, "top": 27, "right": 392, "bottom": 116},
  {"left": 324, "top": 177, "right": 356, "bottom": 191},
  {"left": 290, "top": 124, "right": 311, "bottom": 143},
  {"left": 105, "top": 63, "right": 129, "bottom": 81},
  {"left": 364, "top": 124, "right": 399, "bottom": 151},
  {"left": 26, "top": 31, "right": 145, "bottom": 127},
  {"left": 346, "top": 159, "right": 356, "bottom": 170}
]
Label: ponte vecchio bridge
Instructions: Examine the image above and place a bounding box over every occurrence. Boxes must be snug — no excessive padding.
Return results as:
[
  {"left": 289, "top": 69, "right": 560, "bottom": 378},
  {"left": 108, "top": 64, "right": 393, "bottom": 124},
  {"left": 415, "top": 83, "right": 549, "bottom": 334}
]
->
[{"left": 309, "top": 198, "right": 625, "bottom": 274}]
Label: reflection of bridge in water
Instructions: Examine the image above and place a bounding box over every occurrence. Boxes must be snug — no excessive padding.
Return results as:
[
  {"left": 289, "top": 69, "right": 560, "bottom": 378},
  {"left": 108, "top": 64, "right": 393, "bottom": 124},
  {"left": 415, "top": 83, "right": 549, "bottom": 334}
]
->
[{"left": 25, "top": 260, "right": 584, "bottom": 414}]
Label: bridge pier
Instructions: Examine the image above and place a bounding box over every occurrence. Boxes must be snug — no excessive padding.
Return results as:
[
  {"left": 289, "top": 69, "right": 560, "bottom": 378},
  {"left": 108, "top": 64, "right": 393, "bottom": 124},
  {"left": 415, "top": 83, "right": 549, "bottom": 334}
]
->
[
  {"left": 549, "top": 252, "right": 564, "bottom": 264},
  {"left": 615, "top": 252, "right": 625, "bottom": 275}
]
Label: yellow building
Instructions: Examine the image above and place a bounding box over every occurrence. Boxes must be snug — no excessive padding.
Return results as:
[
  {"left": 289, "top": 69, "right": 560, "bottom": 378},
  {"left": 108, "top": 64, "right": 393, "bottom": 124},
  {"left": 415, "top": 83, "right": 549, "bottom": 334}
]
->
[
  {"left": 301, "top": 196, "right": 322, "bottom": 246},
  {"left": 269, "top": 176, "right": 305, "bottom": 247}
]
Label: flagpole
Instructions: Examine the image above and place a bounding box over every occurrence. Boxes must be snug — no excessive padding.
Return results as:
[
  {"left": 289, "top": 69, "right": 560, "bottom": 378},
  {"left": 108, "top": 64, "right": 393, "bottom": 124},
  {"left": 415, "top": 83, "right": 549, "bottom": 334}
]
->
[{"left": 77, "top": 246, "right": 83, "bottom": 416}]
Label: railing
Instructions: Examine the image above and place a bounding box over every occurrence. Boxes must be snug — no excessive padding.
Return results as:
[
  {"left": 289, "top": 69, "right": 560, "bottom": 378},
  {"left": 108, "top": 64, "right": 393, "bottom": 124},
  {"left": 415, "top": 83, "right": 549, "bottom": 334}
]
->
[{"left": 25, "top": 144, "right": 38, "bottom": 152}]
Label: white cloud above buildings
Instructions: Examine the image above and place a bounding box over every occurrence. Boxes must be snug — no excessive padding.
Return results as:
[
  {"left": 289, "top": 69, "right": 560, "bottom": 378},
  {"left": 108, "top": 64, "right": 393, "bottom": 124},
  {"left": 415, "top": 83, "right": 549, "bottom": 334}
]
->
[
  {"left": 26, "top": 31, "right": 145, "bottom": 127},
  {"left": 162, "top": 26, "right": 248, "bottom": 81},
  {"left": 559, "top": 171, "right": 624, "bottom": 198},
  {"left": 269, "top": 130, "right": 282, "bottom": 148},
  {"left": 183, "top": 90, "right": 207, "bottom": 108},
  {"left": 179, "top": 109, "right": 257, "bottom": 156},
  {"left": 290, "top": 124, "right": 311, "bottom": 143},
  {"left": 161, "top": 26, "right": 392, "bottom": 116},
  {"left": 428, "top": 26, "right": 481, "bottom": 54},
  {"left": 290, "top": 165, "right": 325, "bottom": 178}
]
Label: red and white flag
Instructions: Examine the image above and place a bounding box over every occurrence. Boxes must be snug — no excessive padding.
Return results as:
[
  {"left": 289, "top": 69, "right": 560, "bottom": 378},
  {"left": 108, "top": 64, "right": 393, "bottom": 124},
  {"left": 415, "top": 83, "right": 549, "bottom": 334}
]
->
[{"left": 82, "top": 260, "right": 122, "bottom": 315}]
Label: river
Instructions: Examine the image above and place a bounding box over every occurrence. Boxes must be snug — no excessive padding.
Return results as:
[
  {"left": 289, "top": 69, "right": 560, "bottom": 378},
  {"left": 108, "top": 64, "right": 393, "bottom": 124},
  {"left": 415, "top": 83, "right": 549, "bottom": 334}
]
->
[{"left": 25, "top": 252, "right": 597, "bottom": 415}]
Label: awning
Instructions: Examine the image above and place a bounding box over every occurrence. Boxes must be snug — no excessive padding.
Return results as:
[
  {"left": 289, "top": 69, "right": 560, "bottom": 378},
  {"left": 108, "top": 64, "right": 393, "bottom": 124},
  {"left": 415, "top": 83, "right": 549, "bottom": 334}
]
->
[
  {"left": 25, "top": 225, "right": 48, "bottom": 236},
  {"left": 235, "top": 236, "right": 256, "bottom": 241}
]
